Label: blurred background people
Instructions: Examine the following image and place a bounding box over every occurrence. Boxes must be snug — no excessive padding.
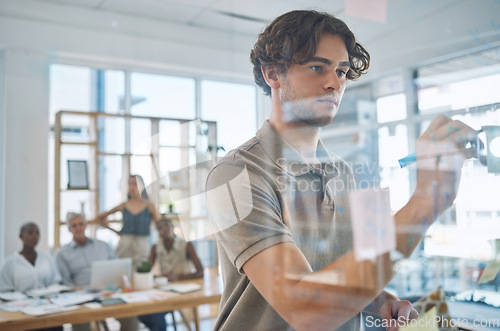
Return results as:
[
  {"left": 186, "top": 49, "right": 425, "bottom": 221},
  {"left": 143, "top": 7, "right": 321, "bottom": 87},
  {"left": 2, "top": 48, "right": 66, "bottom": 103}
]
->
[
  {"left": 56, "top": 212, "right": 138, "bottom": 331},
  {"left": 95, "top": 174, "right": 160, "bottom": 270},
  {"left": 0, "top": 222, "right": 62, "bottom": 331},
  {"left": 137, "top": 218, "right": 204, "bottom": 331},
  {"left": 0, "top": 222, "right": 61, "bottom": 292}
]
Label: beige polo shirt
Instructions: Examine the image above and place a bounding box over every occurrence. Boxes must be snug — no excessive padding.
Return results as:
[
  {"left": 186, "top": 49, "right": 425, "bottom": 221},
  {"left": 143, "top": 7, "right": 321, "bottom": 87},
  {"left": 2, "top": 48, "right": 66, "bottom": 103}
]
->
[{"left": 206, "top": 120, "right": 359, "bottom": 331}]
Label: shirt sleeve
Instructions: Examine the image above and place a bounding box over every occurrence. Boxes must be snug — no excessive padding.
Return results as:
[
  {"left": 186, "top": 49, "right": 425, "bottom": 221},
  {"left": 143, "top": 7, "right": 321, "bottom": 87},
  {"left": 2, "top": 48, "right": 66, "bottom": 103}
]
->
[
  {"left": 106, "top": 243, "right": 117, "bottom": 259},
  {"left": 55, "top": 249, "right": 74, "bottom": 286},
  {"left": 43, "top": 253, "right": 62, "bottom": 286},
  {"left": 206, "top": 158, "right": 294, "bottom": 273},
  {"left": 0, "top": 258, "right": 15, "bottom": 292}
]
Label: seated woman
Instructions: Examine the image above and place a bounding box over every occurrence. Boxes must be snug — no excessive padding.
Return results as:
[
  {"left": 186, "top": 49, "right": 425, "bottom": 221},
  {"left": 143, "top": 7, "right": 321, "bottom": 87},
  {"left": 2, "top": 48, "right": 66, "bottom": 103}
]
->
[
  {"left": 0, "top": 222, "right": 61, "bottom": 292},
  {"left": 0, "top": 222, "right": 62, "bottom": 331},
  {"left": 151, "top": 218, "right": 204, "bottom": 281},
  {"left": 138, "top": 218, "right": 204, "bottom": 331}
]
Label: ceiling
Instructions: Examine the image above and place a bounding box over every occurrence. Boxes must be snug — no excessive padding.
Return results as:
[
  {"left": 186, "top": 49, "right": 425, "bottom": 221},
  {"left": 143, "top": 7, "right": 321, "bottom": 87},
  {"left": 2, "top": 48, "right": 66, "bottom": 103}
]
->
[
  {"left": 1, "top": 0, "right": 499, "bottom": 81},
  {"left": 32, "top": 0, "right": 457, "bottom": 43}
]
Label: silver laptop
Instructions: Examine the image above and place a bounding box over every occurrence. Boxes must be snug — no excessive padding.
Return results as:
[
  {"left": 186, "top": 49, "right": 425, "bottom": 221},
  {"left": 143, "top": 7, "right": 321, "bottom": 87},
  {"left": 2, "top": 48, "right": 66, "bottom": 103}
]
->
[{"left": 90, "top": 258, "right": 132, "bottom": 289}]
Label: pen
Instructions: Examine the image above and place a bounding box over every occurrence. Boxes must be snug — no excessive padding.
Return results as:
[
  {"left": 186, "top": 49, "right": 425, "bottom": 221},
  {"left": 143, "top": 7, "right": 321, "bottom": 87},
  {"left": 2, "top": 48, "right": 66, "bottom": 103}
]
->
[
  {"left": 398, "top": 153, "right": 417, "bottom": 168},
  {"left": 398, "top": 133, "right": 485, "bottom": 168}
]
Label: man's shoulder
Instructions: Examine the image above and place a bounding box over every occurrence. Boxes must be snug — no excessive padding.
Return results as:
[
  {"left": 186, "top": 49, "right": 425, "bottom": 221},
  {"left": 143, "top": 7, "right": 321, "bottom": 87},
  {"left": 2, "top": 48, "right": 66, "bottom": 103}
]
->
[
  {"left": 218, "top": 135, "right": 260, "bottom": 164},
  {"left": 208, "top": 136, "right": 259, "bottom": 173},
  {"left": 92, "top": 238, "right": 112, "bottom": 248}
]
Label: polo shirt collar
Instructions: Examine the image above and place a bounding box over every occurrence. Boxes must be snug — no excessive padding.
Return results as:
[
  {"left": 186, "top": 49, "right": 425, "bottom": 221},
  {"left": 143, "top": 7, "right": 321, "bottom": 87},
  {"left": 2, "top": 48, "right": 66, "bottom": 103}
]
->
[
  {"left": 69, "top": 237, "right": 93, "bottom": 248},
  {"left": 256, "top": 120, "right": 339, "bottom": 178}
]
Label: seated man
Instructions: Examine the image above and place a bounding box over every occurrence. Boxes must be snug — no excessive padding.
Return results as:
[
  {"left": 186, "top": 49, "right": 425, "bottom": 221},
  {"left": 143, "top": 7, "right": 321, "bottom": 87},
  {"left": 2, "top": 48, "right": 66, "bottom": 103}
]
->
[{"left": 55, "top": 213, "right": 138, "bottom": 331}]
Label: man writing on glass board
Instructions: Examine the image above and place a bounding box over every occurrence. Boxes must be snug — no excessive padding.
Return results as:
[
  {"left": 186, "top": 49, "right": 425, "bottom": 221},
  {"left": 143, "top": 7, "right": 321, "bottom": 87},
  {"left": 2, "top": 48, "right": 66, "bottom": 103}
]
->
[{"left": 206, "top": 10, "right": 476, "bottom": 331}]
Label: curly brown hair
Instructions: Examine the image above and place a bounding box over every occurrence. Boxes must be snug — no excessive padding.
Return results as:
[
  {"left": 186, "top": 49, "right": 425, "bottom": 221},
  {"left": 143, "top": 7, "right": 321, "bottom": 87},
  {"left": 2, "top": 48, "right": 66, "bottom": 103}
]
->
[{"left": 250, "top": 10, "right": 370, "bottom": 96}]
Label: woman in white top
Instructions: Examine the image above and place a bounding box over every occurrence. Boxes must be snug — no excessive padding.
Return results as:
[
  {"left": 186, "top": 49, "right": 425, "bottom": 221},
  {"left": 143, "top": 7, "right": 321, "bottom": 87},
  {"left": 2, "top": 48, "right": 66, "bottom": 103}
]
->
[{"left": 0, "top": 222, "right": 61, "bottom": 292}]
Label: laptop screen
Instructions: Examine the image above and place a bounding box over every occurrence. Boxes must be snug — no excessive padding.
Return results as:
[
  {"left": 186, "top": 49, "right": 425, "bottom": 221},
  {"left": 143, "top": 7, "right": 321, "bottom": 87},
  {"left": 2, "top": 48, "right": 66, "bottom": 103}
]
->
[{"left": 90, "top": 258, "right": 132, "bottom": 289}]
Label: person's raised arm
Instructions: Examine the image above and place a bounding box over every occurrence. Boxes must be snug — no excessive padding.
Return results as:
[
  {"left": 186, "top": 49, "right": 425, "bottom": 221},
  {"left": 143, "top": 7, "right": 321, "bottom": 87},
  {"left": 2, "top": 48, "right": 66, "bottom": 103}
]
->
[
  {"left": 242, "top": 116, "right": 475, "bottom": 331},
  {"left": 94, "top": 203, "right": 124, "bottom": 236},
  {"left": 395, "top": 115, "right": 476, "bottom": 257}
]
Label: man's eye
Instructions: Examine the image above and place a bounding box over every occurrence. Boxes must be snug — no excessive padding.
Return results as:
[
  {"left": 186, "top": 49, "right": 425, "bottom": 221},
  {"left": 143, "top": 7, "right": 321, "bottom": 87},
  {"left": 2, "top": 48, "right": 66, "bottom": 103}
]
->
[
  {"left": 311, "top": 66, "right": 323, "bottom": 72},
  {"left": 337, "top": 70, "right": 347, "bottom": 77}
]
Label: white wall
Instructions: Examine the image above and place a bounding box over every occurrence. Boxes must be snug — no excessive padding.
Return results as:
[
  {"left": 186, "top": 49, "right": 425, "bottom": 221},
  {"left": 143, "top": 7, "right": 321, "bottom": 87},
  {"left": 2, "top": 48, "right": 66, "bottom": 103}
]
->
[
  {"left": 0, "top": 2, "right": 255, "bottom": 259},
  {"left": 3, "top": 49, "right": 52, "bottom": 257},
  {"left": 0, "top": 50, "right": 5, "bottom": 266}
]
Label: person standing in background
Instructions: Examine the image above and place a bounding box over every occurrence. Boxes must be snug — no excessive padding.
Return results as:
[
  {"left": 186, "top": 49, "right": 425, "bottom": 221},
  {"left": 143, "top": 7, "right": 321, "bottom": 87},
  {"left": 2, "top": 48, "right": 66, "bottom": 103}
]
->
[{"left": 95, "top": 174, "right": 160, "bottom": 269}]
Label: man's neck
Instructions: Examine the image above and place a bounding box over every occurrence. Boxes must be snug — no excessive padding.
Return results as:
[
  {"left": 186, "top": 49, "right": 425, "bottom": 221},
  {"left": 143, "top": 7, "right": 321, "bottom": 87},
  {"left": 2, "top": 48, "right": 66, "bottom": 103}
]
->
[
  {"left": 74, "top": 236, "right": 88, "bottom": 246},
  {"left": 269, "top": 104, "right": 320, "bottom": 164}
]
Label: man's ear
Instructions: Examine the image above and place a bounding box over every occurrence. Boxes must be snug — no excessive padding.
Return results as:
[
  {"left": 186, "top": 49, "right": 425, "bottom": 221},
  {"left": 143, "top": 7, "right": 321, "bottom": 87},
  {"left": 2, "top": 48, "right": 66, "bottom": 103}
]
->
[{"left": 261, "top": 65, "right": 281, "bottom": 90}]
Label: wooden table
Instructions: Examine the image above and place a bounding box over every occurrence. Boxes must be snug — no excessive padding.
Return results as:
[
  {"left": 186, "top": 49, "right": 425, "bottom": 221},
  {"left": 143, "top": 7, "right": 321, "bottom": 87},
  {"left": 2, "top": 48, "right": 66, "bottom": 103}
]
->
[{"left": 0, "top": 276, "right": 222, "bottom": 331}]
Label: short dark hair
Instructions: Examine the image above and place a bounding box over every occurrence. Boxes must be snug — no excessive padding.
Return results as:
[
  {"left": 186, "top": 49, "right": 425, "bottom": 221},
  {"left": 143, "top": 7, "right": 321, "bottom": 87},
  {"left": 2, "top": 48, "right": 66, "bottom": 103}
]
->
[
  {"left": 157, "top": 217, "right": 174, "bottom": 228},
  {"left": 19, "top": 222, "right": 38, "bottom": 236},
  {"left": 250, "top": 10, "right": 370, "bottom": 96}
]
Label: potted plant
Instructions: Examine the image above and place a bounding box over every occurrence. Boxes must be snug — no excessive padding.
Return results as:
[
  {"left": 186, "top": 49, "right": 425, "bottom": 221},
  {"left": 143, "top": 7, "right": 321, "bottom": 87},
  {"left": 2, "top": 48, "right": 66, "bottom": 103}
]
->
[{"left": 133, "top": 261, "right": 154, "bottom": 291}]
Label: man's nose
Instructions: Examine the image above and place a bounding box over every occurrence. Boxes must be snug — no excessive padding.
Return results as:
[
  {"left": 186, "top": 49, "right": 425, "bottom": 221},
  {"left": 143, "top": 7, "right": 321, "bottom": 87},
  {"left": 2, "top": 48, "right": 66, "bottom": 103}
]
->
[{"left": 324, "top": 71, "right": 341, "bottom": 91}]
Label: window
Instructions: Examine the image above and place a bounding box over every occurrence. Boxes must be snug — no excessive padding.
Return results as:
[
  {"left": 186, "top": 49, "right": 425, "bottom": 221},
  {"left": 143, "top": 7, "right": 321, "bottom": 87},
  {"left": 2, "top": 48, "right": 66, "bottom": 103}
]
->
[
  {"left": 376, "top": 93, "right": 407, "bottom": 124},
  {"left": 201, "top": 80, "right": 257, "bottom": 154},
  {"left": 130, "top": 72, "right": 195, "bottom": 118},
  {"left": 50, "top": 65, "right": 258, "bottom": 248}
]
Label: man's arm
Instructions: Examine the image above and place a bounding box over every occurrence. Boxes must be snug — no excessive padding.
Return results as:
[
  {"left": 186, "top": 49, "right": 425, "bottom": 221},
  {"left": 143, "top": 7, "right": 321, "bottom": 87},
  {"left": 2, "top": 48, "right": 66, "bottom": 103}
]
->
[
  {"left": 243, "top": 242, "right": 394, "bottom": 331},
  {"left": 242, "top": 116, "right": 474, "bottom": 331}
]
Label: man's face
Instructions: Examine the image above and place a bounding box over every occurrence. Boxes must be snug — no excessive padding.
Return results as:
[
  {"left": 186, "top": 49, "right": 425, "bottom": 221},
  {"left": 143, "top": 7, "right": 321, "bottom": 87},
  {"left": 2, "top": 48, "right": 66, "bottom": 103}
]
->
[
  {"left": 278, "top": 34, "right": 350, "bottom": 127},
  {"left": 68, "top": 216, "right": 86, "bottom": 240}
]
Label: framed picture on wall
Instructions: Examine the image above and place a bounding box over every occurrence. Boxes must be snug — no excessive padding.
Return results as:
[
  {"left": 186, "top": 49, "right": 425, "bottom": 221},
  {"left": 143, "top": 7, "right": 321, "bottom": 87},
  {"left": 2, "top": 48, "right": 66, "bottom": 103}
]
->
[{"left": 67, "top": 160, "right": 89, "bottom": 189}]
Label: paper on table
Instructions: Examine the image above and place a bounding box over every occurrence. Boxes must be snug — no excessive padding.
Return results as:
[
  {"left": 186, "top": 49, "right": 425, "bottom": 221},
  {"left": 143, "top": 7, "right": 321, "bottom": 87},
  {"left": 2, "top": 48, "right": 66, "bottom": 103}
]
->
[
  {"left": 160, "top": 283, "right": 202, "bottom": 294},
  {"left": 0, "top": 291, "right": 29, "bottom": 301},
  {"left": 344, "top": 0, "right": 388, "bottom": 23},
  {"left": 400, "top": 306, "right": 439, "bottom": 331},
  {"left": 349, "top": 188, "right": 396, "bottom": 261},
  {"left": 26, "top": 284, "right": 73, "bottom": 298},
  {"left": 146, "top": 290, "right": 178, "bottom": 300},
  {"left": 0, "top": 299, "right": 49, "bottom": 312},
  {"left": 50, "top": 292, "right": 97, "bottom": 307},
  {"left": 115, "top": 291, "right": 151, "bottom": 303},
  {"left": 478, "top": 259, "right": 500, "bottom": 284},
  {"left": 22, "top": 304, "right": 79, "bottom": 316}
]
